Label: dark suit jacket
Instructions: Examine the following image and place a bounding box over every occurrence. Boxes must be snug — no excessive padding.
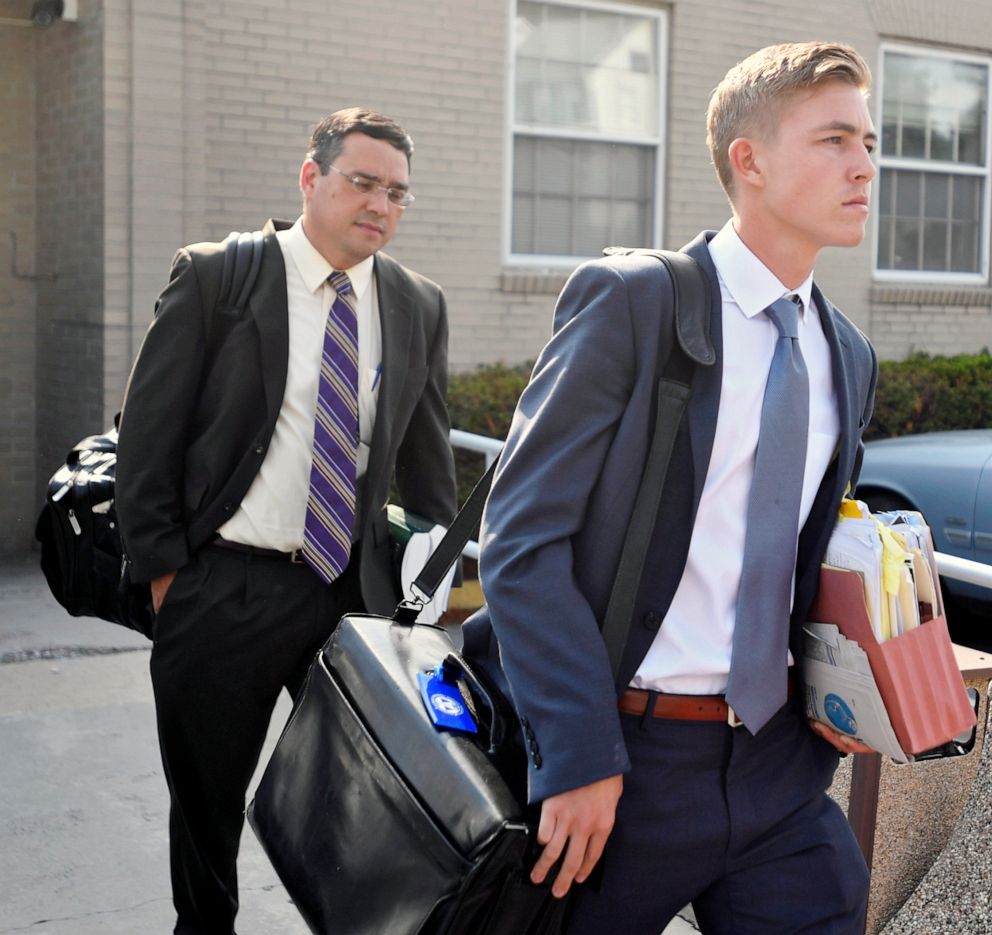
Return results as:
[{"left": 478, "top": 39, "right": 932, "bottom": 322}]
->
[
  {"left": 463, "top": 232, "right": 877, "bottom": 803},
  {"left": 116, "top": 218, "right": 457, "bottom": 616}
]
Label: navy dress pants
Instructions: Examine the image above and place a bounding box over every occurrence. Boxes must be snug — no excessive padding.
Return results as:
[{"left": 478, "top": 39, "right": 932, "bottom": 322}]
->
[
  {"left": 567, "top": 702, "right": 869, "bottom": 935},
  {"left": 150, "top": 544, "right": 364, "bottom": 935}
]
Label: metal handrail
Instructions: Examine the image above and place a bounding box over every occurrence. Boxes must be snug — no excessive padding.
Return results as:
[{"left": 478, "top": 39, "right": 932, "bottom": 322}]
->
[
  {"left": 935, "top": 552, "right": 992, "bottom": 590},
  {"left": 448, "top": 428, "right": 992, "bottom": 593}
]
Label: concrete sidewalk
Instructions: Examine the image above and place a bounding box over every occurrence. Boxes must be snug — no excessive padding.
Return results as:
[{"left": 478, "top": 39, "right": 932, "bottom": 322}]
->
[{"left": 0, "top": 558, "right": 698, "bottom": 934}]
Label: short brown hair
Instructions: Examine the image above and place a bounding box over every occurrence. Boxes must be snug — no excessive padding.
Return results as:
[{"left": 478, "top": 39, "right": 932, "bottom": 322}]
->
[
  {"left": 307, "top": 107, "right": 414, "bottom": 172},
  {"left": 706, "top": 42, "right": 872, "bottom": 198}
]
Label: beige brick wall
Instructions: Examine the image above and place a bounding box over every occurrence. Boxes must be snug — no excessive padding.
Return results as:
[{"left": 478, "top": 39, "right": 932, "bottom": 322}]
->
[
  {"left": 106, "top": 0, "right": 992, "bottom": 378},
  {"left": 6, "top": 0, "right": 992, "bottom": 562},
  {"left": 33, "top": 0, "right": 106, "bottom": 533},
  {"left": 0, "top": 17, "right": 39, "bottom": 555}
]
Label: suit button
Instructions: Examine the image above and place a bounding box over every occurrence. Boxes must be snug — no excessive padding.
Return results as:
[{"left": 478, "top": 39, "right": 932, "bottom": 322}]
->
[
  {"left": 533, "top": 753, "right": 543, "bottom": 769},
  {"left": 255, "top": 445, "right": 264, "bottom": 455},
  {"left": 643, "top": 610, "right": 662, "bottom": 630},
  {"left": 222, "top": 502, "right": 233, "bottom": 513}
]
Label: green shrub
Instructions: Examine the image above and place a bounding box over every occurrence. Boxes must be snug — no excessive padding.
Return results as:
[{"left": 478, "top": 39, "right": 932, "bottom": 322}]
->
[
  {"left": 447, "top": 363, "right": 531, "bottom": 505},
  {"left": 444, "top": 352, "right": 992, "bottom": 504},
  {"left": 867, "top": 351, "right": 992, "bottom": 440}
]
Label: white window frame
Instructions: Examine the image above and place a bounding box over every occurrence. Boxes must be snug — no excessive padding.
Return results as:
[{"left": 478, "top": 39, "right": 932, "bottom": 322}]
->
[
  {"left": 874, "top": 42, "right": 992, "bottom": 285},
  {"left": 504, "top": 0, "right": 668, "bottom": 268}
]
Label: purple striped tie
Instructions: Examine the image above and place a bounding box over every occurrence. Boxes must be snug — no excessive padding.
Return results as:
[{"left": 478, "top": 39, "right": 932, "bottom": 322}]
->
[{"left": 302, "top": 271, "right": 358, "bottom": 584}]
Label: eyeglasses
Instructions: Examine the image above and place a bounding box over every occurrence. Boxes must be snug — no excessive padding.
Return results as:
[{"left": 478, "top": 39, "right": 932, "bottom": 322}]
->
[{"left": 326, "top": 164, "right": 415, "bottom": 208}]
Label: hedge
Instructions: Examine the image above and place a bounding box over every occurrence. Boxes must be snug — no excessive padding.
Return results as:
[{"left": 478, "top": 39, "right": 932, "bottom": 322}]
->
[
  {"left": 447, "top": 353, "right": 992, "bottom": 499},
  {"left": 447, "top": 363, "right": 532, "bottom": 504},
  {"left": 865, "top": 351, "right": 992, "bottom": 440}
]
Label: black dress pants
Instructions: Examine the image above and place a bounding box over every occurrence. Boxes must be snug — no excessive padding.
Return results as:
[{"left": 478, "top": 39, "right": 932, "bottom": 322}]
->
[{"left": 150, "top": 543, "right": 364, "bottom": 935}]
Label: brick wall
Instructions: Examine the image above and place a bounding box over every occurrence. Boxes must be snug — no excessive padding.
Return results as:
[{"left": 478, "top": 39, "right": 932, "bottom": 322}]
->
[
  {"left": 6, "top": 0, "right": 992, "bottom": 561},
  {"left": 0, "top": 18, "right": 39, "bottom": 556},
  {"left": 31, "top": 0, "right": 106, "bottom": 558}
]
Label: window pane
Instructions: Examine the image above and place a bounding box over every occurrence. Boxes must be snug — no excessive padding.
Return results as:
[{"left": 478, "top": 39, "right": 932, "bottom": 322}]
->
[
  {"left": 575, "top": 197, "right": 613, "bottom": 256},
  {"left": 512, "top": 194, "right": 534, "bottom": 254},
  {"left": 514, "top": 1, "right": 659, "bottom": 135},
  {"left": 923, "top": 173, "right": 949, "bottom": 219},
  {"left": 878, "top": 215, "right": 894, "bottom": 268},
  {"left": 882, "top": 52, "right": 988, "bottom": 166},
  {"left": 893, "top": 219, "right": 920, "bottom": 270},
  {"left": 951, "top": 220, "right": 979, "bottom": 271},
  {"left": 513, "top": 136, "right": 653, "bottom": 257},
  {"left": 922, "top": 220, "right": 948, "bottom": 269},
  {"left": 894, "top": 170, "right": 921, "bottom": 217},
  {"left": 952, "top": 174, "right": 981, "bottom": 222},
  {"left": 537, "top": 138, "right": 574, "bottom": 195},
  {"left": 535, "top": 196, "right": 573, "bottom": 254}
]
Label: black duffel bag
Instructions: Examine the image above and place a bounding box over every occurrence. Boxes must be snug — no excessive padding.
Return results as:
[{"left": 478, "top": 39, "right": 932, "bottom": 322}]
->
[{"left": 247, "top": 461, "right": 571, "bottom": 935}]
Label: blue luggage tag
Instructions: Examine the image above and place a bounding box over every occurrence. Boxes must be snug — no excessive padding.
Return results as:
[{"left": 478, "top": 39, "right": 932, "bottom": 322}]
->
[{"left": 417, "top": 663, "right": 478, "bottom": 734}]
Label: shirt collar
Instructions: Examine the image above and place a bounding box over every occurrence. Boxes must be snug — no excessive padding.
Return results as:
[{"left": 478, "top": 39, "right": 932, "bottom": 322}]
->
[
  {"left": 283, "top": 216, "right": 375, "bottom": 301},
  {"left": 707, "top": 220, "right": 814, "bottom": 319}
]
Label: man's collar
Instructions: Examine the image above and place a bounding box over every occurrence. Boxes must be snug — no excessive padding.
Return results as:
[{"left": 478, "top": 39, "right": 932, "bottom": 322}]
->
[
  {"left": 282, "top": 217, "right": 375, "bottom": 299},
  {"left": 708, "top": 221, "right": 814, "bottom": 319}
]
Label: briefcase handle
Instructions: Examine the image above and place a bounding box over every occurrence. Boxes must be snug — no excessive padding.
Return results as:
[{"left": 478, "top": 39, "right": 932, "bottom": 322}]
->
[{"left": 393, "top": 458, "right": 498, "bottom": 622}]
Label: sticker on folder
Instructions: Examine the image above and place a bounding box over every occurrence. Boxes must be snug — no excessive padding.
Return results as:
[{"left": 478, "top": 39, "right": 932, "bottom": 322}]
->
[
  {"left": 824, "top": 694, "right": 857, "bottom": 735},
  {"left": 418, "top": 664, "right": 478, "bottom": 734}
]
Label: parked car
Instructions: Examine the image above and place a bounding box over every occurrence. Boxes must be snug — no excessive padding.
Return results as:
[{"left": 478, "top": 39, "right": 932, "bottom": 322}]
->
[{"left": 855, "top": 429, "right": 992, "bottom": 615}]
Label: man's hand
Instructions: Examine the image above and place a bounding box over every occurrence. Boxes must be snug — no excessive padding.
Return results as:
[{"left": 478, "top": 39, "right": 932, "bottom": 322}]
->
[
  {"left": 531, "top": 773, "right": 623, "bottom": 898},
  {"left": 808, "top": 718, "right": 875, "bottom": 754},
  {"left": 151, "top": 571, "right": 178, "bottom": 615}
]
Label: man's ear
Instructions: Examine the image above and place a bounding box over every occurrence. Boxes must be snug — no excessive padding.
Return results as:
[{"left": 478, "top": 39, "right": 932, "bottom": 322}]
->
[
  {"left": 728, "top": 137, "right": 763, "bottom": 191},
  {"left": 299, "top": 158, "right": 320, "bottom": 198}
]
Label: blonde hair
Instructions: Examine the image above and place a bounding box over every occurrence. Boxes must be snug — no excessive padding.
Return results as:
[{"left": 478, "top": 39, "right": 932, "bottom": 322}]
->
[{"left": 706, "top": 42, "right": 872, "bottom": 198}]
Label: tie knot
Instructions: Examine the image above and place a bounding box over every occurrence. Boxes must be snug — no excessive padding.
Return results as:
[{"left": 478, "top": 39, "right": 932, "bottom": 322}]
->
[
  {"left": 764, "top": 296, "right": 801, "bottom": 340},
  {"left": 328, "top": 270, "right": 353, "bottom": 297}
]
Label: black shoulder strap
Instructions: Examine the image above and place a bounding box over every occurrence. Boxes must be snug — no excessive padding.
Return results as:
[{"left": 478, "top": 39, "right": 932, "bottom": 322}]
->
[
  {"left": 218, "top": 230, "right": 265, "bottom": 312},
  {"left": 204, "top": 230, "right": 265, "bottom": 365},
  {"left": 398, "top": 249, "right": 713, "bottom": 663},
  {"left": 597, "top": 248, "right": 711, "bottom": 676}
]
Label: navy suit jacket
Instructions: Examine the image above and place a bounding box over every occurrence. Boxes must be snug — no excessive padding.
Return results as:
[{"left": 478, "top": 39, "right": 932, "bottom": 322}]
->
[
  {"left": 463, "top": 231, "right": 877, "bottom": 803},
  {"left": 117, "top": 219, "right": 457, "bottom": 615}
]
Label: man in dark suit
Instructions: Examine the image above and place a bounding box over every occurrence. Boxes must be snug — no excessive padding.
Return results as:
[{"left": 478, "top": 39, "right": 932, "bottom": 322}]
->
[
  {"left": 464, "top": 43, "right": 879, "bottom": 933},
  {"left": 116, "top": 108, "right": 457, "bottom": 935}
]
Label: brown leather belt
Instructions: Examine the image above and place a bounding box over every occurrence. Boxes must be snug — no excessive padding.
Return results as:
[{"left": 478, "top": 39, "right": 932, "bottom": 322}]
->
[
  {"left": 618, "top": 689, "right": 737, "bottom": 724},
  {"left": 619, "top": 677, "right": 793, "bottom": 727},
  {"left": 211, "top": 537, "right": 305, "bottom": 563}
]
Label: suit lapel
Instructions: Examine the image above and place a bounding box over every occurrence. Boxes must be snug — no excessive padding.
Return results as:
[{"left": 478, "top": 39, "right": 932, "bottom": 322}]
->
[
  {"left": 363, "top": 253, "right": 413, "bottom": 515},
  {"left": 683, "top": 233, "right": 724, "bottom": 508},
  {"left": 812, "top": 283, "right": 857, "bottom": 504},
  {"left": 245, "top": 222, "right": 291, "bottom": 428}
]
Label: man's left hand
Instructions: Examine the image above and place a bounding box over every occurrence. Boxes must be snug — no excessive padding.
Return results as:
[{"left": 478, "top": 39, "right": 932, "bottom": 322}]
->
[{"left": 808, "top": 718, "right": 875, "bottom": 754}]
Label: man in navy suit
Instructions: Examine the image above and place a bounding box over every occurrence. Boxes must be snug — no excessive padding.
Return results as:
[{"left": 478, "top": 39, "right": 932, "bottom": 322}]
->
[
  {"left": 465, "top": 42, "right": 879, "bottom": 933},
  {"left": 117, "top": 109, "right": 456, "bottom": 934}
]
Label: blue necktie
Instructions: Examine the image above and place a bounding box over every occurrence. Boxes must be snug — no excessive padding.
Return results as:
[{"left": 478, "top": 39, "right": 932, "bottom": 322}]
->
[
  {"left": 725, "top": 296, "right": 809, "bottom": 733},
  {"left": 302, "top": 271, "right": 359, "bottom": 584}
]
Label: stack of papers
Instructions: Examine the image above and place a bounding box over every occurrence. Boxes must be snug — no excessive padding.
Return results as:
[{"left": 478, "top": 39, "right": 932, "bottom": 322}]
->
[{"left": 820, "top": 501, "right": 940, "bottom": 643}]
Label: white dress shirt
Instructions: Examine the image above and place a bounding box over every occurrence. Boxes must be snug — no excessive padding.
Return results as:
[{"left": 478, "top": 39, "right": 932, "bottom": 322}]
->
[
  {"left": 217, "top": 217, "right": 382, "bottom": 551},
  {"left": 631, "top": 221, "right": 840, "bottom": 694}
]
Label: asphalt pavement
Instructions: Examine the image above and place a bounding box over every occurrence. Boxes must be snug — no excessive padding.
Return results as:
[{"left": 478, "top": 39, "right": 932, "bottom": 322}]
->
[{"left": 0, "top": 557, "right": 698, "bottom": 935}]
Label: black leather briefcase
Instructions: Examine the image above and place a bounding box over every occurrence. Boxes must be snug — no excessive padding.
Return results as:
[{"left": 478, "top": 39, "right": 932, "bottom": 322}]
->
[{"left": 248, "top": 609, "right": 569, "bottom": 935}]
